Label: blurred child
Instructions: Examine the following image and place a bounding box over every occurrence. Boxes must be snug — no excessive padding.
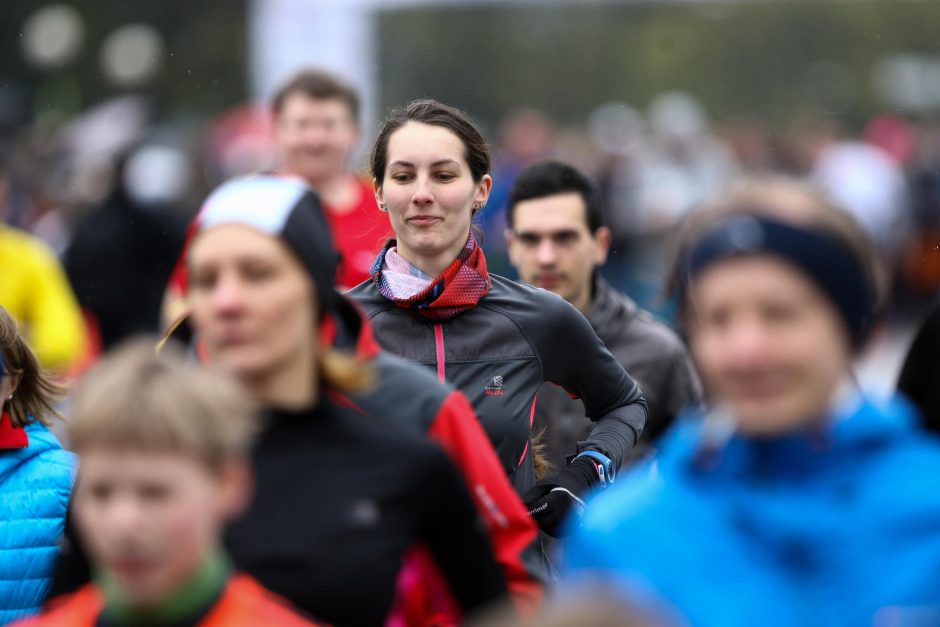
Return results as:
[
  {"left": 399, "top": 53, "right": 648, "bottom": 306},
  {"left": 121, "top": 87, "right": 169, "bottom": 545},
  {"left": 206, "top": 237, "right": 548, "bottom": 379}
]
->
[
  {"left": 17, "top": 340, "right": 319, "bottom": 626},
  {"left": 0, "top": 306, "right": 76, "bottom": 624}
]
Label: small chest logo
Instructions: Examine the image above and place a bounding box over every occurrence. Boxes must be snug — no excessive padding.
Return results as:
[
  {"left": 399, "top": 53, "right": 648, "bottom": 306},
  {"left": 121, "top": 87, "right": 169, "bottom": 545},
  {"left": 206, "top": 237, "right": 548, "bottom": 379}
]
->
[{"left": 485, "top": 375, "right": 505, "bottom": 397}]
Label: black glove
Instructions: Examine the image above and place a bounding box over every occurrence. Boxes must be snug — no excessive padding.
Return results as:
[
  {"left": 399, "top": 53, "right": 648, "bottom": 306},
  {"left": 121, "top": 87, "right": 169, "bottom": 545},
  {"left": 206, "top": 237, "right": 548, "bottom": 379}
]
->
[{"left": 522, "top": 457, "right": 598, "bottom": 538}]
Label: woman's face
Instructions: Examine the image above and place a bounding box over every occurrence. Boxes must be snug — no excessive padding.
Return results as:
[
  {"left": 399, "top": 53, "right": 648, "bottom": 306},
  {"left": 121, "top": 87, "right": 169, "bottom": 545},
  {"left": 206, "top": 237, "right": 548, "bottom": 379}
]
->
[
  {"left": 187, "top": 224, "right": 317, "bottom": 384},
  {"left": 688, "top": 255, "right": 851, "bottom": 436},
  {"left": 376, "top": 122, "right": 491, "bottom": 273}
]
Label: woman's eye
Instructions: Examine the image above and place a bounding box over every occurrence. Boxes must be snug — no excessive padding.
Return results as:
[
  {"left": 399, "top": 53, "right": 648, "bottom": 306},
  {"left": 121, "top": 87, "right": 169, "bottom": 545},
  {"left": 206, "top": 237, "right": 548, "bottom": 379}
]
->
[
  {"left": 435, "top": 171, "right": 457, "bottom": 181},
  {"left": 391, "top": 173, "right": 412, "bottom": 183},
  {"left": 188, "top": 271, "right": 216, "bottom": 291},
  {"left": 243, "top": 265, "right": 274, "bottom": 282}
]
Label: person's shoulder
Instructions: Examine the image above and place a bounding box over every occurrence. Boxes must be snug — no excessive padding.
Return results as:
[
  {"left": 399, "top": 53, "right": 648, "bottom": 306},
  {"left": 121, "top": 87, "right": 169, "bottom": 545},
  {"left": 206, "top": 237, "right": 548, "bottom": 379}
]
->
[
  {"left": 345, "top": 279, "right": 388, "bottom": 314},
  {"left": 488, "top": 274, "right": 561, "bottom": 303},
  {"left": 623, "top": 309, "right": 689, "bottom": 359},
  {"left": 3, "top": 426, "right": 77, "bottom": 512},
  {"left": 345, "top": 277, "right": 375, "bottom": 298},
  {"left": 220, "top": 574, "right": 322, "bottom": 626},
  {"left": 594, "top": 284, "right": 684, "bottom": 350},
  {"left": 320, "top": 393, "right": 447, "bottom": 459},
  {"left": 10, "top": 584, "right": 102, "bottom": 626},
  {"left": 346, "top": 281, "right": 396, "bottom": 319},
  {"left": 0, "top": 227, "right": 57, "bottom": 266},
  {"left": 7, "top": 422, "right": 76, "bottom": 476},
  {"left": 351, "top": 413, "right": 455, "bottom": 490},
  {"left": 0, "top": 225, "right": 43, "bottom": 248},
  {"left": 861, "top": 398, "right": 940, "bottom": 487},
  {"left": 23, "top": 421, "right": 73, "bottom": 458},
  {"left": 485, "top": 274, "right": 583, "bottom": 322},
  {"left": 349, "top": 351, "right": 451, "bottom": 433}
]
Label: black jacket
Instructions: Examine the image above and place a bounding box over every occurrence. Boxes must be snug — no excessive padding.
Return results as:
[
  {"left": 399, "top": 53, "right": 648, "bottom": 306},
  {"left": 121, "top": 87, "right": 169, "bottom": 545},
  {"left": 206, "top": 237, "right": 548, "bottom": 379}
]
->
[
  {"left": 534, "top": 277, "right": 701, "bottom": 468},
  {"left": 225, "top": 401, "right": 507, "bottom": 626},
  {"left": 349, "top": 273, "right": 647, "bottom": 493},
  {"left": 329, "top": 297, "right": 544, "bottom": 606}
]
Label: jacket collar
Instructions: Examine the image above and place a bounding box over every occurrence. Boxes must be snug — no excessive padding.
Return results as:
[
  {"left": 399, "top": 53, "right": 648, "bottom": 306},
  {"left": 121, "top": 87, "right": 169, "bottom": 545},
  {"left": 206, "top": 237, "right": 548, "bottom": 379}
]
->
[
  {"left": 671, "top": 388, "right": 911, "bottom": 479},
  {"left": 0, "top": 411, "right": 28, "bottom": 449}
]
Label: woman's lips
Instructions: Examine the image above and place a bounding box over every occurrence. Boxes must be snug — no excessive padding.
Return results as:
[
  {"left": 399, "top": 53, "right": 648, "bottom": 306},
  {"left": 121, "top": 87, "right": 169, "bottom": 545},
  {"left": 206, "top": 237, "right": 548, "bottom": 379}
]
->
[
  {"left": 407, "top": 215, "right": 441, "bottom": 226},
  {"left": 217, "top": 330, "right": 250, "bottom": 347}
]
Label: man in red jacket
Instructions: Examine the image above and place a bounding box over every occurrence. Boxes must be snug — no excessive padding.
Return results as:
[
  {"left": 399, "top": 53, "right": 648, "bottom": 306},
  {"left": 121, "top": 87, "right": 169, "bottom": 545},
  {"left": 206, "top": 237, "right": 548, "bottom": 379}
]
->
[
  {"left": 163, "top": 68, "right": 385, "bottom": 326},
  {"left": 271, "top": 68, "right": 389, "bottom": 289}
]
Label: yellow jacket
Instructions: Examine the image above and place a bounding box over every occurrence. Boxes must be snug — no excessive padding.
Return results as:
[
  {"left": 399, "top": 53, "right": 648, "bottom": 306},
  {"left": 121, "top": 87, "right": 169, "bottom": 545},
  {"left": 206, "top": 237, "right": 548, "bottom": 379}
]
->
[{"left": 0, "top": 226, "right": 87, "bottom": 371}]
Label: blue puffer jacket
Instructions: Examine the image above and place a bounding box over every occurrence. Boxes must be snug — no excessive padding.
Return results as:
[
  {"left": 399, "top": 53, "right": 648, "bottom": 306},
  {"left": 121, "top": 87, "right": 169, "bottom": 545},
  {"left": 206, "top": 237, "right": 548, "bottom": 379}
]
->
[
  {"left": 563, "top": 394, "right": 940, "bottom": 627},
  {"left": 0, "top": 418, "right": 76, "bottom": 625}
]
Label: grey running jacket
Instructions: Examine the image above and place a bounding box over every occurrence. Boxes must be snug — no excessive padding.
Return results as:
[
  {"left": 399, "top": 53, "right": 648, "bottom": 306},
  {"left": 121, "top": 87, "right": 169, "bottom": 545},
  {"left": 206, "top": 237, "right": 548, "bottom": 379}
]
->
[{"left": 349, "top": 273, "right": 647, "bottom": 493}]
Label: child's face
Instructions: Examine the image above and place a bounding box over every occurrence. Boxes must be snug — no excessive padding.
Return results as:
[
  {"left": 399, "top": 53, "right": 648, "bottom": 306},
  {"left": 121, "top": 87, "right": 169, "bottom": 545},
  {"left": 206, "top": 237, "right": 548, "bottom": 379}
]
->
[{"left": 74, "top": 451, "right": 243, "bottom": 607}]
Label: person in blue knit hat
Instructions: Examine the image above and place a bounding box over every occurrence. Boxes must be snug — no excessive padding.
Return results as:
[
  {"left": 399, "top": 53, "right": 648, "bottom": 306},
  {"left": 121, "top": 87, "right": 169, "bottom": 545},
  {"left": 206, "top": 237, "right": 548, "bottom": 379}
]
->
[
  {"left": 562, "top": 178, "right": 940, "bottom": 627},
  {"left": 0, "top": 305, "right": 76, "bottom": 624}
]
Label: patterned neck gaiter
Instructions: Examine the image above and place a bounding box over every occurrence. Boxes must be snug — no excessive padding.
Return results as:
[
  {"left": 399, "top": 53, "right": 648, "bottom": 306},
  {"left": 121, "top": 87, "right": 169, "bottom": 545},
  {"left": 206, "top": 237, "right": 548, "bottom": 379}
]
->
[{"left": 370, "top": 232, "right": 491, "bottom": 320}]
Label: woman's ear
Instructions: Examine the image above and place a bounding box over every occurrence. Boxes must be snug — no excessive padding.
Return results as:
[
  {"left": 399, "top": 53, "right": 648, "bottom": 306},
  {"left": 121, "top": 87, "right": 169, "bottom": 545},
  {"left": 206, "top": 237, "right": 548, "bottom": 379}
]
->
[
  {"left": 373, "top": 179, "right": 386, "bottom": 212},
  {"left": 8, "top": 373, "right": 22, "bottom": 396},
  {"left": 475, "top": 174, "right": 493, "bottom": 205}
]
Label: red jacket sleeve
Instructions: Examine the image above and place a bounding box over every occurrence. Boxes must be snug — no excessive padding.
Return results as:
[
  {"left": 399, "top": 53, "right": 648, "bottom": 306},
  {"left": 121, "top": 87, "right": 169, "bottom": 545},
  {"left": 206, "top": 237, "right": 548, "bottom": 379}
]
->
[{"left": 427, "top": 390, "right": 544, "bottom": 614}]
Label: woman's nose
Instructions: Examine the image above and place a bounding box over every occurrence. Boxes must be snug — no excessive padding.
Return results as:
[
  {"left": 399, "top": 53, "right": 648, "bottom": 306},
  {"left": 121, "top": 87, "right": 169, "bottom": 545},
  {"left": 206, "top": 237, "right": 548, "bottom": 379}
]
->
[
  {"left": 725, "top": 317, "right": 771, "bottom": 369},
  {"left": 211, "top": 274, "right": 245, "bottom": 315},
  {"left": 411, "top": 176, "right": 434, "bottom": 205}
]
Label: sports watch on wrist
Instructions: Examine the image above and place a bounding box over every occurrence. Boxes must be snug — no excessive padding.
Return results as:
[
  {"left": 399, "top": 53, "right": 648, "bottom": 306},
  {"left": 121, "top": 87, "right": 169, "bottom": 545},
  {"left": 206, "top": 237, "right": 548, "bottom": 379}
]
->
[{"left": 575, "top": 450, "right": 616, "bottom": 488}]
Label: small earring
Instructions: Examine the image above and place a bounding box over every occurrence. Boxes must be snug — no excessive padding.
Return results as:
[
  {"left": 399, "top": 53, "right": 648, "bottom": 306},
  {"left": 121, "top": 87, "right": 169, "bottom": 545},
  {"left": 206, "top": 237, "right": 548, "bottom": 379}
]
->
[
  {"left": 6, "top": 394, "right": 12, "bottom": 401},
  {"left": 378, "top": 203, "right": 388, "bottom": 212}
]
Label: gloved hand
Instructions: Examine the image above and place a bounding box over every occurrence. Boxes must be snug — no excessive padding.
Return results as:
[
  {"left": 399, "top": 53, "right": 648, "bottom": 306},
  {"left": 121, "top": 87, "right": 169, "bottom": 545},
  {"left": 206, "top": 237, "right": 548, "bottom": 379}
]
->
[{"left": 522, "top": 456, "right": 598, "bottom": 538}]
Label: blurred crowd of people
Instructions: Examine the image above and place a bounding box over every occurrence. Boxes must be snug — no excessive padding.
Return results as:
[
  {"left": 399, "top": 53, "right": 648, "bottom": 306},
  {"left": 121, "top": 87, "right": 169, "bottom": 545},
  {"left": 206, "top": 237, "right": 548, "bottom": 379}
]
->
[
  {"left": 5, "top": 78, "right": 940, "bottom": 367},
  {"left": 482, "top": 95, "right": 940, "bottom": 324},
  {"left": 3, "top": 65, "right": 940, "bottom": 627}
]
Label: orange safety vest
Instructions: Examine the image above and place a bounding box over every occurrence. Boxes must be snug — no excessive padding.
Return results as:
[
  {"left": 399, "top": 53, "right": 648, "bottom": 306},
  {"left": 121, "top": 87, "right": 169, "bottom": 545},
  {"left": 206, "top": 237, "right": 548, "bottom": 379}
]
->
[{"left": 15, "top": 574, "right": 322, "bottom": 627}]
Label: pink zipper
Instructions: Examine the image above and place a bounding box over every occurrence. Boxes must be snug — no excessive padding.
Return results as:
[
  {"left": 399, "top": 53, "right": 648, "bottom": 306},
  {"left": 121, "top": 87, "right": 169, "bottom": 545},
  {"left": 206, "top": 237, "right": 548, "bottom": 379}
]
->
[{"left": 434, "top": 324, "right": 446, "bottom": 382}]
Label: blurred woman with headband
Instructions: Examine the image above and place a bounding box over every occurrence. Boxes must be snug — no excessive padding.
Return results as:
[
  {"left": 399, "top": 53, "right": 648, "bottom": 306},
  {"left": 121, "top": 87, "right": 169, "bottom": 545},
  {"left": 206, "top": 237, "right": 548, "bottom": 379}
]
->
[{"left": 563, "top": 178, "right": 940, "bottom": 626}]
